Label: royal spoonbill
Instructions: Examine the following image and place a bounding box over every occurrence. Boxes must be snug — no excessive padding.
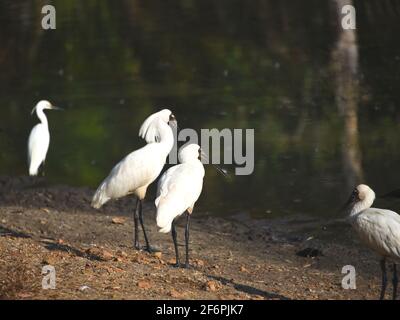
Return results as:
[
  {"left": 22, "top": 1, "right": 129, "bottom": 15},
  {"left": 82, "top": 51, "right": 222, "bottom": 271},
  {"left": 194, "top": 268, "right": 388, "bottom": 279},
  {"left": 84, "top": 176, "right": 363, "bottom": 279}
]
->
[
  {"left": 27, "top": 100, "right": 62, "bottom": 176},
  {"left": 91, "top": 109, "right": 177, "bottom": 252},
  {"left": 155, "top": 143, "right": 205, "bottom": 268},
  {"left": 344, "top": 184, "right": 400, "bottom": 300}
]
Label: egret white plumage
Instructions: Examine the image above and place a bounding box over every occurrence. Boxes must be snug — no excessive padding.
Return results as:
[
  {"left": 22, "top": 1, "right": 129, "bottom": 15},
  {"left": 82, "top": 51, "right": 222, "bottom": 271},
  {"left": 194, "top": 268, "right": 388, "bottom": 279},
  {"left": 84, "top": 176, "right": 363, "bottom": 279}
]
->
[
  {"left": 27, "top": 100, "right": 62, "bottom": 176},
  {"left": 91, "top": 109, "right": 177, "bottom": 252},
  {"left": 344, "top": 184, "right": 400, "bottom": 300},
  {"left": 155, "top": 143, "right": 205, "bottom": 268}
]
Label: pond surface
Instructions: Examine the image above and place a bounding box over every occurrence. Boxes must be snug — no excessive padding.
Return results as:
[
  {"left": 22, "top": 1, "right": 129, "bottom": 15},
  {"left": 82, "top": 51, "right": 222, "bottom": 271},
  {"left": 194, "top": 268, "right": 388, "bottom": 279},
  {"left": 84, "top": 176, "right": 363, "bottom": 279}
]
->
[{"left": 1, "top": 1, "right": 400, "bottom": 219}]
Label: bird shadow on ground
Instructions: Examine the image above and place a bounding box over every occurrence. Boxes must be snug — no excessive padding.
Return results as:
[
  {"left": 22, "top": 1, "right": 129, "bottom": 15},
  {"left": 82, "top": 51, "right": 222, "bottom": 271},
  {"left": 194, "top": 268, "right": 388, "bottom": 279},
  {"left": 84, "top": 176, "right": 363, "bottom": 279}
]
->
[
  {"left": 206, "top": 274, "right": 290, "bottom": 300},
  {"left": 41, "top": 241, "right": 106, "bottom": 262},
  {"left": 0, "top": 224, "right": 105, "bottom": 262},
  {"left": 0, "top": 174, "right": 150, "bottom": 218},
  {"left": 0, "top": 225, "right": 31, "bottom": 239}
]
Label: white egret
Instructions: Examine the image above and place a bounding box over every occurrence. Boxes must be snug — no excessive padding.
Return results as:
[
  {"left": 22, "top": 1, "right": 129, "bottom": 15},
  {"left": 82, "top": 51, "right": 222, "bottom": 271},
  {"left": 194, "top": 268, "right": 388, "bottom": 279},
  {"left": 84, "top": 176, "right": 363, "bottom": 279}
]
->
[
  {"left": 91, "top": 109, "right": 177, "bottom": 252},
  {"left": 27, "top": 100, "right": 62, "bottom": 176},
  {"left": 344, "top": 184, "right": 400, "bottom": 300},
  {"left": 155, "top": 143, "right": 205, "bottom": 268}
]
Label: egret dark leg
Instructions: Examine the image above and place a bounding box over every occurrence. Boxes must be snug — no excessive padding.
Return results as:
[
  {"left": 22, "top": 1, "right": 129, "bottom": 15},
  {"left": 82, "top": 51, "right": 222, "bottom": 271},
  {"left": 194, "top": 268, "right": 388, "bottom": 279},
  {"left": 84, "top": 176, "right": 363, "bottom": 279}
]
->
[
  {"left": 138, "top": 200, "right": 152, "bottom": 252},
  {"left": 184, "top": 212, "right": 191, "bottom": 269},
  {"left": 39, "top": 162, "right": 46, "bottom": 177},
  {"left": 171, "top": 219, "right": 180, "bottom": 267},
  {"left": 393, "top": 263, "right": 398, "bottom": 300},
  {"left": 380, "top": 258, "right": 387, "bottom": 300},
  {"left": 133, "top": 198, "right": 140, "bottom": 250}
]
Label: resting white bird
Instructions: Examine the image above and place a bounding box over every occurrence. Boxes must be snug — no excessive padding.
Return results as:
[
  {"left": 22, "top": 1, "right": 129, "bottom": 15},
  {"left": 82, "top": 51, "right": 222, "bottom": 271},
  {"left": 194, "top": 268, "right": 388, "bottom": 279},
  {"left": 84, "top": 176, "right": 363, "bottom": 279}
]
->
[
  {"left": 91, "top": 109, "right": 177, "bottom": 252},
  {"left": 155, "top": 143, "right": 205, "bottom": 268},
  {"left": 344, "top": 184, "right": 400, "bottom": 300},
  {"left": 28, "top": 100, "right": 62, "bottom": 176}
]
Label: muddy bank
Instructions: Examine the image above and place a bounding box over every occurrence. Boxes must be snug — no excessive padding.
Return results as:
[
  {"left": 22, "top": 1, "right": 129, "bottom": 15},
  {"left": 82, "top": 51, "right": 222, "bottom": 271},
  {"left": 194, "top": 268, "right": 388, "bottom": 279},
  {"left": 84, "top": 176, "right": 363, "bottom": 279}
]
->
[{"left": 0, "top": 176, "right": 385, "bottom": 299}]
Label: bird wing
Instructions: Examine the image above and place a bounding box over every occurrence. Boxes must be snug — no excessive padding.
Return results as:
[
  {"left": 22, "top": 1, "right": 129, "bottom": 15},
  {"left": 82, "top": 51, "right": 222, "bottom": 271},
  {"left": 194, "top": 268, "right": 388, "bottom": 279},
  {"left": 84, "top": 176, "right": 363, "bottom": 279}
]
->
[
  {"left": 110, "top": 144, "right": 167, "bottom": 194},
  {"left": 92, "top": 143, "right": 166, "bottom": 206},
  {"left": 155, "top": 165, "right": 181, "bottom": 207},
  {"left": 27, "top": 124, "right": 49, "bottom": 175},
  {"left": 373, "top": 208, "right": 400, "bottom": 222},
  {"left": 354, "top": 208, "right": 400, "bottom": 259}
]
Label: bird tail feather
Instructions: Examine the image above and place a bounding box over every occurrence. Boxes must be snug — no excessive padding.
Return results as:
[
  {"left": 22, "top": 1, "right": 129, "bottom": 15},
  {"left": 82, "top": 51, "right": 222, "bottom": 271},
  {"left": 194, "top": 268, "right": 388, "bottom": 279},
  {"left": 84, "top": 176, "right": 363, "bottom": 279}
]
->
[{"left": 156, "top": 204, "right": 174, "bottom": 234}]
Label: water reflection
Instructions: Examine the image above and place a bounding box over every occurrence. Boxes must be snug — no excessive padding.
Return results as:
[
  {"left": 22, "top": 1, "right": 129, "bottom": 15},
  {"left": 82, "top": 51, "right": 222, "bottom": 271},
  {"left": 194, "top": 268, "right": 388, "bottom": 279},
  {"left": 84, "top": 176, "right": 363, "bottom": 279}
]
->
[
  {"left": 1, "top": 1, "right": 400, "bottom": 219},
  {"left": 332, "top": 0, "right": 363, "bottom": 190}
]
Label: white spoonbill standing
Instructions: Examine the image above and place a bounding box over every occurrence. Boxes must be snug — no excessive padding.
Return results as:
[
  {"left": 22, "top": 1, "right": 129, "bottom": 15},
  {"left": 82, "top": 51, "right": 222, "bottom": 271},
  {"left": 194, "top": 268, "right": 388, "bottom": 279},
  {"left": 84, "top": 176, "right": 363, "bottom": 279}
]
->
[
  {"left": 91, "top": 109, "right": 177, "bottom": 252},
  {"left": 344, "top": 184, "right": 400, "bottom": 300},
  {"left": 28, "top": 100, "right": 62, "bottom": 176},
  {"left": 155, "top": 143, "right": 205, "bottom": 268}
]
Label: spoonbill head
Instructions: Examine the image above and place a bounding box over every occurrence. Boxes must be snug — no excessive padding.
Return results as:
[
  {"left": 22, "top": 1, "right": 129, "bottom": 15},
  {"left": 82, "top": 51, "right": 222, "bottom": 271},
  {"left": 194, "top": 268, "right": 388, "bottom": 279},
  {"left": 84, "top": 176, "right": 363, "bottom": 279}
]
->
[
  {"left": 178, "top": 143, "right": 201, "bottom": 163},
  {"left": 346, "top": 184, "right": 400, "bottom": 300},
  {"left": 343, "top": 184, "right": 375, "bottom": 214},
  {"left": 139, "top": 108, "right": 176, "bottom": 143}
]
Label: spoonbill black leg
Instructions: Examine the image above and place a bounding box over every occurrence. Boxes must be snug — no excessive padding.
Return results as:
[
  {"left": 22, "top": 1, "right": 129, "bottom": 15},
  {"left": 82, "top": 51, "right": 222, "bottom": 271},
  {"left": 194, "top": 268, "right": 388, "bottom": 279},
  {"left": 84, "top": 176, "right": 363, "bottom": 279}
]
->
[
  {"left": 171, "top": 219, "right": 180, "bottom": 267},
  {"left": 380, "top": 258, "right": 387, "bottom": 300},
  {"left": 40, "top": 162, "right": 46, "bottom": 177},
  {"left": 184, "top": 212, "right": 191, "bottom": 269},
  {"left": 393, "top": 263, "right": 398, "bottom": 300},
  {"left": 133, "top": 198, "right": 140, "bottom": 249},
  {"left": 138, "top": 200, "right": 153, "bottom": 253}
]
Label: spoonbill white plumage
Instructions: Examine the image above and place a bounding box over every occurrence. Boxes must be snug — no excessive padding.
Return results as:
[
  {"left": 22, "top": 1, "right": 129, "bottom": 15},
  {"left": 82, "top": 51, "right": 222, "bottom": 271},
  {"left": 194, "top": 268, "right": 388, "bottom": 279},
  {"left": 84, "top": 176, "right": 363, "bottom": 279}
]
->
[
  {"left": 28, "top": 100, "right": 62, "bottom": 176},
  {"left": 345, "top": 184, "right": 400, "bottom": 300},
  {"left": 155, "top": 143, "right": 205, "bottom": 268},
  {"left": 91, "top": 109, "right": 177, "bottom": 252}
]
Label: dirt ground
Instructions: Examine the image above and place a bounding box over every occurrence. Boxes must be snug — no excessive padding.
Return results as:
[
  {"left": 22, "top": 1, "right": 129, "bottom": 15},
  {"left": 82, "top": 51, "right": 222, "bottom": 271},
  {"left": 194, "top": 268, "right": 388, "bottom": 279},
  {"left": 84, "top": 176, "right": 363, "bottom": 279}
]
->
[{"left": 0, "top": 175, "right": 390, "bottom": 300}]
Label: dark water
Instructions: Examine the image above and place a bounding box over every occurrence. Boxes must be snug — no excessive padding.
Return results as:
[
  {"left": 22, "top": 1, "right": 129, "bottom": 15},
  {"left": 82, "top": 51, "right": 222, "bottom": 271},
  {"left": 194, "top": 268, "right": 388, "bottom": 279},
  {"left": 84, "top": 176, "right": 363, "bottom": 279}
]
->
[{"left": 1, "top": 1, "right": 400, "bottom": 219}]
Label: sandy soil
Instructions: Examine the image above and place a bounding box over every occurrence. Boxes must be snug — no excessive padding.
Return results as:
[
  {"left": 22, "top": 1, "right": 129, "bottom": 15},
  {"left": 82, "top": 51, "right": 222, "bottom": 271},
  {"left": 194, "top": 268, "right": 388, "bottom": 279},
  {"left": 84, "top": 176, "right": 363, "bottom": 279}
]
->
[{"left": 0, "top": 176, "right": 390, "bottom": 300}]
